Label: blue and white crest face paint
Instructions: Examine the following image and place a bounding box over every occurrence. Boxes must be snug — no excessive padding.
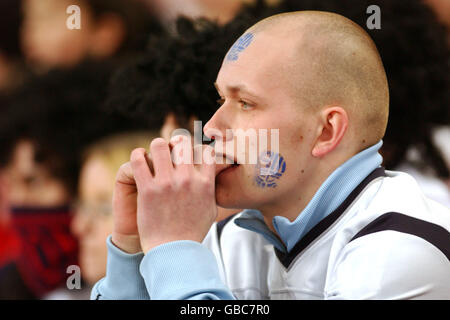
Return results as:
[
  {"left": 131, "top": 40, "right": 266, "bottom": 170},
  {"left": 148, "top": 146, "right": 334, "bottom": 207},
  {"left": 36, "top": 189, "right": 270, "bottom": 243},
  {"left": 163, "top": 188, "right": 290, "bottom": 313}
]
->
[
  {"left": 254, "top": 151, "right": 286, "bottom": 188},
  {"left": 226, "top": 33, "right": 254, "bottom": 61}
]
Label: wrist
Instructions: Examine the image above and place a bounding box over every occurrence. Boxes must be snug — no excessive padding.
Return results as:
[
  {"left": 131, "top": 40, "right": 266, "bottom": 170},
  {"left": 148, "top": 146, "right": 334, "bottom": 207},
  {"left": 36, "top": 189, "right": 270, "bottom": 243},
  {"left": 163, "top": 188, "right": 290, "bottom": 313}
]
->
[
  {"left": 141, "top": 236, "right": 204, "bottom": 255},
  {"left": 111, "top": 232, "right": 142, "bottom": 254}
]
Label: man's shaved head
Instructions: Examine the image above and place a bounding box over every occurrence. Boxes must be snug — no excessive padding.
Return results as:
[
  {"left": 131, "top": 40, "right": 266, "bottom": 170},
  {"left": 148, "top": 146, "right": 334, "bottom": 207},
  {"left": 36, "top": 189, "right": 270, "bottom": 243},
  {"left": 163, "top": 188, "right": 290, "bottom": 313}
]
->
[
  {"left": 238, "top": 11, "right": 390, "bottom": 146},
  {"left": 209, "top": 11, "right": 390, "bottom": 214}
]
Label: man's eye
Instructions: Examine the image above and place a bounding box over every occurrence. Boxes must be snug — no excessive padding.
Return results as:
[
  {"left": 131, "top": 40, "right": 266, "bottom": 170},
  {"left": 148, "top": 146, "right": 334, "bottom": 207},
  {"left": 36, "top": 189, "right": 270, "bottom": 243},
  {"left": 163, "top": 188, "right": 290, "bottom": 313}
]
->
[{"left": 240, "top": 100, "right": 253, "bottom": 110}]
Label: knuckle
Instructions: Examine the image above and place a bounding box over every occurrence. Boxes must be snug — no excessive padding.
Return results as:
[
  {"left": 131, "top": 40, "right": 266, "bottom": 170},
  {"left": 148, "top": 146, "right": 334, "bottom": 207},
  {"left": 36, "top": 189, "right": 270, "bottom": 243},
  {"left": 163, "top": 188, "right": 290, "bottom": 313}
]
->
[
  {"left": 169, "top": 134, "right": 186, "bottom": 145},
  {"left": 178, "top": 176, "right": 192, "bottom": 188},
  {"left": 199, "top": 176, "right": 213, "bottom": 190},
  {"left": 157, "top": 179, "right": 173, "bottom": 193},
  {"left": 118, "top": 162, "right": 130, "bottom": 172},
  {"left": 140, "top": 184, "right": 154, "bottom": 197},
  {"left": 116, "top": 162, "right": 131, "bottom": 178},
  {"left": 130, "top": 148, "right": 145, "bottom": 163},
  {"left": 150, "top": 138, "right": 168, "bottom": 151}
]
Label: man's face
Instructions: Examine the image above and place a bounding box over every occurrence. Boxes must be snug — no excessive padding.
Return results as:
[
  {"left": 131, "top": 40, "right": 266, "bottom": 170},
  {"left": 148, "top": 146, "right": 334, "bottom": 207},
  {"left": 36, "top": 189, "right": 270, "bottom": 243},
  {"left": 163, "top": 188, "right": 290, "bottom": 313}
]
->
[{"left": 205, "top": 31, "right": 318, "bottom": 211}]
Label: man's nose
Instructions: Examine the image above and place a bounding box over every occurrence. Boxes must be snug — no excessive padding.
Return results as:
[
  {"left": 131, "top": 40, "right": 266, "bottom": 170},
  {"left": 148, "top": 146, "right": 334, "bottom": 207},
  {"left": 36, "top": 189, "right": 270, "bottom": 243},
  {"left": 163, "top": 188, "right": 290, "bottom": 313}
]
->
[{"left": 204, "top": 107, "right": 233, "bottom": 143}]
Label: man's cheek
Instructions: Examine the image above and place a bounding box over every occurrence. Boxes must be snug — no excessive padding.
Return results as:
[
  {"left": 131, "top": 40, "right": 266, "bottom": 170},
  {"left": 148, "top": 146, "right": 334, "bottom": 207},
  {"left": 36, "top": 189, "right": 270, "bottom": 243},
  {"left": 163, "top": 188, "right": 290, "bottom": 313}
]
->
[{"left": 253, "top": 151, "right": 287, "bottom": 189}]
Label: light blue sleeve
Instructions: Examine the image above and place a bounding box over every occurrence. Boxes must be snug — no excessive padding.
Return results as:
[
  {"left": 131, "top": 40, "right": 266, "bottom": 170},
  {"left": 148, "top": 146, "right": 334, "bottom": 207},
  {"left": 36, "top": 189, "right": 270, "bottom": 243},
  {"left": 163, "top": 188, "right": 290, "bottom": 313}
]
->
[
  {"left": 91, "top": 235, "right": 150, "bottom": 300},
  {"left": 139, "top": 240, "right": 235, "bottom": 300}
]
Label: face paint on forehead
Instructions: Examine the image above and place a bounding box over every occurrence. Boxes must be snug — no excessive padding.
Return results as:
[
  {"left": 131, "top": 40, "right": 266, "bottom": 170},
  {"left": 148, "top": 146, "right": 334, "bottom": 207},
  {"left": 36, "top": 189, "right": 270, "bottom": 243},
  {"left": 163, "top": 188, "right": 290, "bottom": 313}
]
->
[
  {"left": 226, "top": 33, "right": 254, "bottom": 62},
  {"left": 254, "top": 151, "right": 286, "bottom": 189}
]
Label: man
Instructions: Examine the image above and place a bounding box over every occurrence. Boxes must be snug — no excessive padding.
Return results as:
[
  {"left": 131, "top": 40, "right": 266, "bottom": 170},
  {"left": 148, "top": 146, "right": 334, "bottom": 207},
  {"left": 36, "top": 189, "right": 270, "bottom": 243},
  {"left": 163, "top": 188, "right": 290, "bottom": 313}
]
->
[{"left": 92, "top": 11, "right": 450, "bottom": 300}]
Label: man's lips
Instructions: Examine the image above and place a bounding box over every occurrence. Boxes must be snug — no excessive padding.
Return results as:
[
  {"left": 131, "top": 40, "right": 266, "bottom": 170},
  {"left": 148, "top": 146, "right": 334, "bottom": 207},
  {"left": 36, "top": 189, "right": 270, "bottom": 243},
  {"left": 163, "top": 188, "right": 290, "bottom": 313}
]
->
[
  {"left": 215, "top": 163, "right": 239, "bottom": 176},
  {"left": 215, "top": 154, "right": 239, "bottom": 176}
]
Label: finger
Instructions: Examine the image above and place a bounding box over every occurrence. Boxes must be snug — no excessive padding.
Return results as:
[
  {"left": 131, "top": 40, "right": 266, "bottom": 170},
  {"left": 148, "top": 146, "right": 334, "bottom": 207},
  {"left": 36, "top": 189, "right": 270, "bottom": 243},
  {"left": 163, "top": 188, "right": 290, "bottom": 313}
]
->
[
  {"left": 144, "top": 152, "right": 154, "bottom": 175},
  {"left": 130, "top": 148, "right": 153, "bottom": 190},
  {"left": 200, "top": 144, "right": 216, "bottom": 179},
  {"left": 116, "top": 162, "right": 135, "bottom": 185},
  {"left": 150, "top": 138, "right": 174, "bottom": 180},
  {"left": 170, "top": 135, "right": 193, "bottom": 173}
]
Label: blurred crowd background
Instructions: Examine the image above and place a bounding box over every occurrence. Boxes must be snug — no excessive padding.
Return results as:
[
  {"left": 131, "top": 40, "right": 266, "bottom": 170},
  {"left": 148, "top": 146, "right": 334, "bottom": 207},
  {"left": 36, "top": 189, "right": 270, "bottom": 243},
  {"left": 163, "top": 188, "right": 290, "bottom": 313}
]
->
[{"left": 0, "top": 0, "right": 448, "bottom": 300}]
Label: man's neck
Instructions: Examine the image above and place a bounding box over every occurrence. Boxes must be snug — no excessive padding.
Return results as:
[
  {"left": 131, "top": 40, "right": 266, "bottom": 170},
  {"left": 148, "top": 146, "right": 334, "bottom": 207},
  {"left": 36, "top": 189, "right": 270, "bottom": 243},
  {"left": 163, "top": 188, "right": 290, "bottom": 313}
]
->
[{"left": 259, "top": 164, "right": 339, "bottom": 234}]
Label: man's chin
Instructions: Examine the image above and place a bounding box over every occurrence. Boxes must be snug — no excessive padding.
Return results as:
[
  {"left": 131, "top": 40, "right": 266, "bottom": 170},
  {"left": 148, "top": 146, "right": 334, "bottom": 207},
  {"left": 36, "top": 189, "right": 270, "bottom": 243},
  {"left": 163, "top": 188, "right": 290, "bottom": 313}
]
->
[
  {"left": 215, "top": 187, "right": 238, "bottom": 208},
  {"left": 215, "top": 195, "right": 241, "bottom": 210},
  {"left": 215, "top": 185, "right": 254, "bottom": 210}
]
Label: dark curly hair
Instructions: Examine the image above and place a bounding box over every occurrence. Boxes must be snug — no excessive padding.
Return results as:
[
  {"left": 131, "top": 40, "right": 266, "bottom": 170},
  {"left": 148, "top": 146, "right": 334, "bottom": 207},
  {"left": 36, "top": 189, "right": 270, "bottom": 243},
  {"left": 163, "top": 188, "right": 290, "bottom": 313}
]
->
[
  {"left": 104, "top": 16, "right": 255, "bottom": 128},
  {"left": 106, "top": 0, "right": 449, "bottom": 178},
  {"left": 0, "top": 61, "right": 149, "bottom": 195}
]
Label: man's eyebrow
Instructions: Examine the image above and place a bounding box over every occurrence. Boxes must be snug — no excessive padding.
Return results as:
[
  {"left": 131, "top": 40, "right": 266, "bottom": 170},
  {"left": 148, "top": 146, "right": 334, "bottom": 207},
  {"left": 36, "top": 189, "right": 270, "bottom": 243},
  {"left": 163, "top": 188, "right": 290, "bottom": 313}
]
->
[{"left": 214, "top": 82, "right": 258, "bottom": 99}]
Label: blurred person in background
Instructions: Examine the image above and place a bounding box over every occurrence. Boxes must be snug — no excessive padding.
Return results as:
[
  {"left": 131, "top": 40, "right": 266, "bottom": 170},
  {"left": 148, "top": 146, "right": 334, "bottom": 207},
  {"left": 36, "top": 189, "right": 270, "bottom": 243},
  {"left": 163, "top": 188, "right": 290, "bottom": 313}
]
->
[
  {"left": 0, "top": 62, "right": 148, "bottom": 299},
  {"left": 146, "top": 0, "right": 249, "bottom": 28},
  {"left": 0, "top": 0, "right": 26, "bottom": 237},
  {"left": 44, "top": 132, "right": 156, "bottom": 299},
  {"left": 424, "top": 0, "right": 450, "bottom": 43},
  {"left": 20, "top": 0, "right": 163, "bottom": 73},
  {"left": 0, "top": 0, "right": 28, "bottom": 93},
  {"left": 108, "top": 0, "right": 449, "bottom": 208}
]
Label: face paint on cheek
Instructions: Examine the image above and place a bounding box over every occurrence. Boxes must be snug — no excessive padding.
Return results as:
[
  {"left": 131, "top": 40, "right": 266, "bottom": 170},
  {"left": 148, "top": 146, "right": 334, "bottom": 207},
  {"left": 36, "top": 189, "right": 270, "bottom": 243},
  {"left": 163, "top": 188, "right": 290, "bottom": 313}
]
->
[{"left": 254, "top": 151, "right": 287, "bottom": 188}]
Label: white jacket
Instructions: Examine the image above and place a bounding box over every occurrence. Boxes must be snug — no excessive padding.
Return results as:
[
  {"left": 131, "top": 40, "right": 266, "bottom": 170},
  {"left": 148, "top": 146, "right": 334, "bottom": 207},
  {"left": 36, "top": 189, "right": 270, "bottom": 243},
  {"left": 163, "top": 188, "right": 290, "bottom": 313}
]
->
[{"left": 204, "top": 168, "right": 450, "bottom": 299}]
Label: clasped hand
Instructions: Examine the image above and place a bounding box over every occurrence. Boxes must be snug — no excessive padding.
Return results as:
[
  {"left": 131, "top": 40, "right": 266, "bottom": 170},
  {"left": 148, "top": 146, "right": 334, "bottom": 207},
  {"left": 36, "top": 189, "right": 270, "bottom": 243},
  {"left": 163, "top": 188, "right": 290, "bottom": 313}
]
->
[{"left": 111, "top": 135, "right": 217, "bottom": 254}]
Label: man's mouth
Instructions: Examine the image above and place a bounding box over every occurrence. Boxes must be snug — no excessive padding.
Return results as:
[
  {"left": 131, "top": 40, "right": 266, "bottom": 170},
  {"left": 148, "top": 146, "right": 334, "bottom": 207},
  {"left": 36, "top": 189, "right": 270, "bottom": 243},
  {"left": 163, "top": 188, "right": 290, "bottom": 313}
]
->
[
  {"left": 215, "top": 154, "right": 240, "bottom": 176},
  {"left": 216, "top": 163, "right": 240, "bottom": 177}
]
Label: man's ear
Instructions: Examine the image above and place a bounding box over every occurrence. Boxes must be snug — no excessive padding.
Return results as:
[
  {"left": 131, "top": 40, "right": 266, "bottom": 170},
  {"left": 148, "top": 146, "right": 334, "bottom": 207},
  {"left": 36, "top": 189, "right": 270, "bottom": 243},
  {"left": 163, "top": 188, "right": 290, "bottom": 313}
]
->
[
  {"left": 311, "top": 106, "right": 348, "bottom": 158},
  {"left": 89, "top": 13, "right": 125, "bottom": 58}
]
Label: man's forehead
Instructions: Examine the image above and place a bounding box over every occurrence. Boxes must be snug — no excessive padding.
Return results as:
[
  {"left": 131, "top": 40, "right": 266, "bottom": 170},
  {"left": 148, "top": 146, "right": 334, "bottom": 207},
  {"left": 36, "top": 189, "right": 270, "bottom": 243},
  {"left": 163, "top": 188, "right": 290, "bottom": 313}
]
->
[
  {"left": 217, "top": 32, "right": 298, "bottom": 93},
  {"left": 225, "top": 30, "right": 298, "bottom": 63}
]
